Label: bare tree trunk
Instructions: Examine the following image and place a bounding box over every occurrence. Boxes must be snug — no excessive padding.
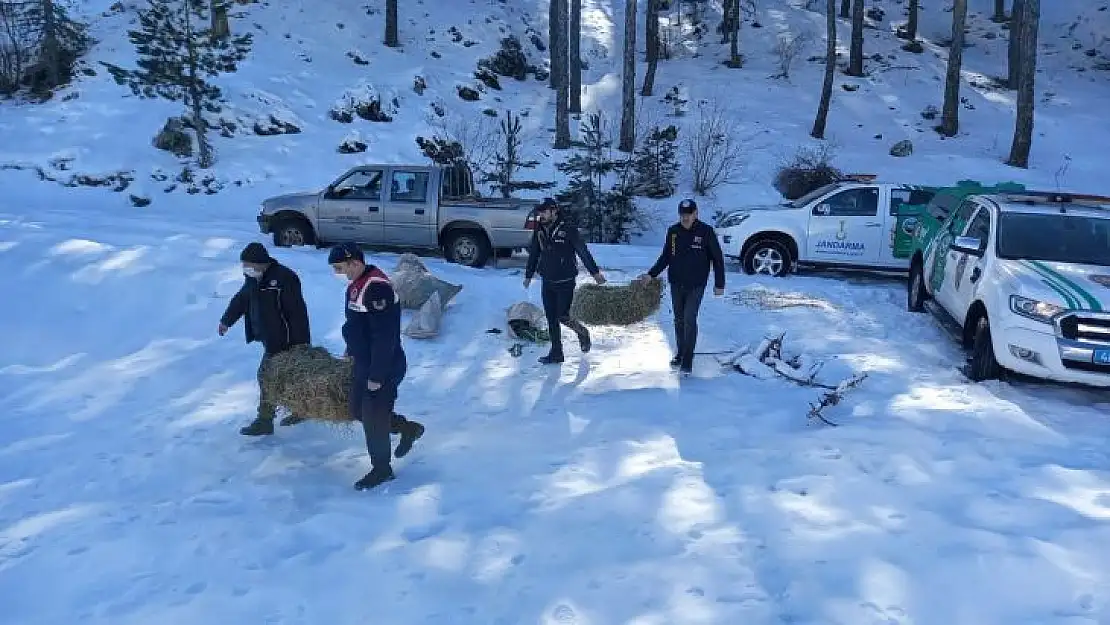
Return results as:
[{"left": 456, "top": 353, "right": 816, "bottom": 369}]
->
[
  {"left": 906, "top": 0, "right": 919, "bottom": 40},
  {"left": 1007, "top": 0, "right": 1025, "bottom": 88},
  {"left": 992, "top": 0, "right": 1007, "bottom": 22},
  {"left": 839, "top": 0, "right": 850, "bottom": 18},
  {"left": 641, "top": 0, "right": 659, "bottom": 95},
  {"left": 619, "top": 0, "right": 637, "bottom": 152},
  {"left": 1007, "top": 0, "right": 1038, "bottom": 167},
  {"left": 210, "top": 0, "right": 229, "bottom": 41},
  {"left": 846, "top": 0, "right": 864, "bottom": 76},
  {"left": 549, "top": 0, "right": 562, "bottom": 89},
  {"left": 569, "top": 0, "right": 582, "bottom": 112},
  {"left": 183, "top": 0, "right": 212, "bottom": 168},
  {"left": 39, "top": 0, "right": 60, "bottom": 88},
  {"left": 812, "top": 0, "right": 837, "bottom": 138},
  {"left": 554, "top": 0, "right": 571, "bottom": 148},
  {"left": 384, "top": 0, "right": 399, "bottom": 47},
  {"left": 727, "top": 0, "right": 742, "bottom": 67},
  {"left": 939, "top": 0, "right": 968, "bottom": 137}
]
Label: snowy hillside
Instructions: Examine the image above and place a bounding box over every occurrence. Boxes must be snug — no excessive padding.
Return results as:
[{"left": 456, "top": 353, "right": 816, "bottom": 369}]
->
[
  {"left": 1, "top": 0, "right": 1109, "bottom": 230},
  {"left": 3, "top": 1, "right": 1110, "bottom": 624}
]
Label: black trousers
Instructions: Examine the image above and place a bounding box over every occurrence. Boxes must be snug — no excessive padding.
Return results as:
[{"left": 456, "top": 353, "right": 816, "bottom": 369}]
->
[
  {"left": 360, "top": 384, "right": 398, "bottom": 472},
  {"left": 541, "top": 279, "right": 588, "bottom": 357},
  {"left": 670, "top": 283, "right": 706, "bottom": 368}
]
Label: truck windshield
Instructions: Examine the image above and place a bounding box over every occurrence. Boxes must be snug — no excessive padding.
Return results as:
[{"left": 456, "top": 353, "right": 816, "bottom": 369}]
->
[
  {"left": 784, "top": 183, "right": 842, "bottom": 208},
  {"left": 997, "top": 212, "right": 1110, "bottom": 266}
]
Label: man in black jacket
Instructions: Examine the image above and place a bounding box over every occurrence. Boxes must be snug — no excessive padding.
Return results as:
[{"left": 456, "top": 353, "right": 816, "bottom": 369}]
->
[
  {"left": 640, "top": 199, "right": 726, "bottom": 375},
  {"left": 524, "top": 198, "right": 607, "bottom": 365},
  {"left": 219, "top": 242, "right": 312, "bottom": 435},
  {"left": 330, "top": 243, "right": 425, "bottom": 491}
]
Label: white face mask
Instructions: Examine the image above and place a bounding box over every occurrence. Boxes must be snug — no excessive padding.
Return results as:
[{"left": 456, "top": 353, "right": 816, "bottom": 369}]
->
[
  {"left": 335, "top": 272, "right": 351, "bottom": 282},
  {"left": 243, "top": 267, "right": 262, "bottom": 279}
]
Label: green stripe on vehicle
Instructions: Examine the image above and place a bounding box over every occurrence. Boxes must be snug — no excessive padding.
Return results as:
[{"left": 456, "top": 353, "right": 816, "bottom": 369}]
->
[
  {"left": 1023, "top": 261, "right": 1081, "bottom": 309},
  {"left": 1030, "top": 260, "right": 1103, "bottom": 312}
]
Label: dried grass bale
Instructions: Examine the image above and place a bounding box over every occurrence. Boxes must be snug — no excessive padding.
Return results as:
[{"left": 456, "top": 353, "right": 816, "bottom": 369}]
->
[
  {"left": 259, "top": 345, "right": 353, "bottom": 423},
  {"left": 569, "top": 277, "right": 664, "bottom": 326},
  {"left": 392, "top": 253, "right": 463, "bottom": 310},
  {"left": 506, "top": 301, "right": 549, "bottom": 342}
]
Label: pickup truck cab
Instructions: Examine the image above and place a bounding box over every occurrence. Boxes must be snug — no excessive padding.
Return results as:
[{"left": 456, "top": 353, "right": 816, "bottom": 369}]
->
[
  {"left": 257, "top": 163, "right": 540, "bottom": 268},
  {"left": 908, "top": 190, "right": 1110, "bottom": 387},
  {"left": 716, "top": 177, "right": 936, "bottom": 276}
]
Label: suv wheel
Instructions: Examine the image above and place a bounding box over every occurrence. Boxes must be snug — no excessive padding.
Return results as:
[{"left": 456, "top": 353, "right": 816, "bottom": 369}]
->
[
  {"left": 743, "top": 239, "right": 792, "bottom": 277},
  {"left": 966, "top": 315, "right": 1001, "bottom": 382},
  {"left": 907, "top": 261, "right": 928, "bottom": 312},
  {"left": 273, "top": 219, "right": 313, "bottom": 248},
  {"left": 444, "top": 230, "right": 491, "bottom": 268}
]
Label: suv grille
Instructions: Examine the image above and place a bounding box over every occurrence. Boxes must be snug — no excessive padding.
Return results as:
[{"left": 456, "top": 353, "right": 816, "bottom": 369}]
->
[{"left": 1058, "top": 314, "right": 1110, "bottom": 344}]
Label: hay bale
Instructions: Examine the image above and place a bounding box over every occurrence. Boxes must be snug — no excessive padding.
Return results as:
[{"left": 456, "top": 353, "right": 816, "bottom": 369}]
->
[
  {"left": 569, "top": 277, "right": 664, "bottom": 326},
  {"left": 392, "top": 253, "right": 463, "bottom": 310},
  {"left": 259, "top": 345, "right": 354, "bottom": 423}
]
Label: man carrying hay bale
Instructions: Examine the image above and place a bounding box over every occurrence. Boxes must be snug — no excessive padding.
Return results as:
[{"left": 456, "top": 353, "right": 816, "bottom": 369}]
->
[
  {"left": 639, "top": 198, "right": 726, "bottom": 375},
  {"left": 330, "top": 243, "right": 426, "bottom": 491},
  {"left": 218, "top": 242, "right": 311, "bottom": 436},
  {"left": 523, "top": 197, "right": 607, "bottom": 365}
]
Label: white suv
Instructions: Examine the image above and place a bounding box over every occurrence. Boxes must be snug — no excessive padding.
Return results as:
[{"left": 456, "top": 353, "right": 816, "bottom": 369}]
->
[{"left": 909, "top": 191, "right": 1110, "bottom": 387}]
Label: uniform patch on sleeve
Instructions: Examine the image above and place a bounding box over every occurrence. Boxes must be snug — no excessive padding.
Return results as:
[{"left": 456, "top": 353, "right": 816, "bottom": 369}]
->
[{"left": 370, "top": 298, "right": 388, "bottom": 311}]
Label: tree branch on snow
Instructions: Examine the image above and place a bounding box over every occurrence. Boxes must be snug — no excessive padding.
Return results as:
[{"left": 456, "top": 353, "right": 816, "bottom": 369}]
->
[
  {"left": 807, "top": 373, "right": 867, "bottom": 426},
  {"left": 770, "top": 31, "right": 812, "bottom": 81}
]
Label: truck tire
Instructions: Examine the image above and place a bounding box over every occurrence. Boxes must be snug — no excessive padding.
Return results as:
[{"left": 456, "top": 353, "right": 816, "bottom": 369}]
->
[
  {"left": 742, "top": 238, "right": 792, "bottom": 277},
  {"left": 273, "top": 218, "right": 314, "bottom": 248},
  {"left": 966, "top": 315, "right": 1001, "bottom": 382},
  {"left": 444, "top": 230, "right": 491, "bottom": 268},
  {"left": 907, "top": 260, "right": 928, "bottom": 312}
]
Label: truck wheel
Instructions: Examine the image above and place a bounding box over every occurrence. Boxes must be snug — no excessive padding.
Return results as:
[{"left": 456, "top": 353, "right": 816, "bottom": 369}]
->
[
  {"left": 444, "top": 230, "right": 491, "bottom": 268},
  {"left": 907, "top": 261, "right": 928, "bottom": 313},
  {"left": 966, "top": 315, "right": 1001, "bottom": 382},
  {"left": 743, "top": 239, "right": 792, "bottom": 277},
  {"left": 273, "top": 219, "right": 314, "bottom": 248}
]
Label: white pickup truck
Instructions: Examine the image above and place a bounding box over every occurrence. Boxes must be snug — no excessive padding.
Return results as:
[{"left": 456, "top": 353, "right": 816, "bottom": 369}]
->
[
  {"left": 715, "top": 179, "right": 935, "bottom": 276},
  {"left": 909, "top": 190, "right": 1110, "bottom": 387}
]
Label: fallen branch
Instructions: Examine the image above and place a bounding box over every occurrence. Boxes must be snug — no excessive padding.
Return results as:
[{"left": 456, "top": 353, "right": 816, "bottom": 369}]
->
[{"left": 806, "top": 373, "right": 868, "bottom": 426}]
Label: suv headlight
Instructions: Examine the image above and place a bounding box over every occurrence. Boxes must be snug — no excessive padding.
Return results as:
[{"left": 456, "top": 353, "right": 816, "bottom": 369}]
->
[
  {"left": 717, "top": 213, "right": 750, "bottom": 229},
  {"left": 1009, "top": 295, "right": 1065, "bottom": 323}
]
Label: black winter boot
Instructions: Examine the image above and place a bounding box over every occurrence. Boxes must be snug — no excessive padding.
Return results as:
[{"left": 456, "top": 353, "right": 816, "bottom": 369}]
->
[
  {"left": 354, "top": 466, "right": 395, "bottom": 491},
  {"left": 394, "top": 420, "right": 425, "bottom": 458},
  {"left": 239, "top": 416, "right": 274, "bottom": 436}
]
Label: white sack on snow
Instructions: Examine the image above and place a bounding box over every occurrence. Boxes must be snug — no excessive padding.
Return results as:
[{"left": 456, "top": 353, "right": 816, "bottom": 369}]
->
[
  {"left": 506, "top": 301, "right": 547, "bottom": 339},
  {"left": 391, "top": 253, "right": 463, "bottom": 310},
  {"left": 404, "top": 291, "right": 443, "bottom": 339}
]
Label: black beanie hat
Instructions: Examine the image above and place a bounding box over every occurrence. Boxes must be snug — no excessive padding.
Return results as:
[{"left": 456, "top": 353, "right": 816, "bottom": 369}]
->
[{"left": 240, "top": 242, "right": 272, "bottom": 264}]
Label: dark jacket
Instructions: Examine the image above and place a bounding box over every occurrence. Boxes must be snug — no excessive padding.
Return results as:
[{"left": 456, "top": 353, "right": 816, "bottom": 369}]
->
[
  {"left": 342, "top": 265, "right": 407, "bottom": 387},
  {"left": 524, "top": 216, "right": 600, "bottom": 284},
  {"left": 221, "top": 262, "right": 311, "bottom": 355},
  {"left": 648, "top": 220, "right": 726, "bottom": 289}
]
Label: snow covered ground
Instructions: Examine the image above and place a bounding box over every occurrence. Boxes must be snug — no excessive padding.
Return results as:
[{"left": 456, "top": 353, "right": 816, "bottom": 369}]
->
[
  {"left": 3, "top": 0, "right": 1110, "bottom": 622},
  {"left": 3, "top": 180, "right": 1110, "bottom": 624}
]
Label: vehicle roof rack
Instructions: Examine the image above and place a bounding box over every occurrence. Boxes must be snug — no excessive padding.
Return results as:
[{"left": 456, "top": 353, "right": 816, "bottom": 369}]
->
[
  {"left": 990, "top": 190, "right": 1110, "bottom": 208},
  {"left": 841, "top": 173, "right": 878, "bottom": 182}
]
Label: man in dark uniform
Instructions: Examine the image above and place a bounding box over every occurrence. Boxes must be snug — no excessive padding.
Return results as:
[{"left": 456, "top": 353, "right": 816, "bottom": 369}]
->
[
  {"left": 329, "top": 243, "right": 425, "bottom": 491},
  {"left": 523, "top": 198, "right": 607, "bottom": 365},
  {"left": 219, "top": 242, "right": 312, "bottom": 436},
  {"left": 640, "top": 198, "right": 726, "bottom": 375}
]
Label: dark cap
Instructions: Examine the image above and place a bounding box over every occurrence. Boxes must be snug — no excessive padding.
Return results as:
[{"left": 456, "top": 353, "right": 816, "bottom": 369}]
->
[
  {"left": 327, "top": 242, "right": 364, "bottom": 264},
  {"left": 678, "top": 198, "right": 698, "bottom": 214},
  {"left": 239, "top": 242, "right": 272, "bottom": 264},
  {"left": 537, "top": 197, "right": 558, "bottom": 212}
]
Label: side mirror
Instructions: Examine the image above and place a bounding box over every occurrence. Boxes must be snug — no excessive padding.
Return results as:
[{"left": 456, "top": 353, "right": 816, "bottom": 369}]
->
[{"left": 950, "top": 235, "right": 984, "bottom": 256}]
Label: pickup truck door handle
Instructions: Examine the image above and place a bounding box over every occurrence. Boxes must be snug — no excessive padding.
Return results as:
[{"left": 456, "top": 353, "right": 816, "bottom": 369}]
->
[
  {"left": 367, "top": 206, "right": 379, "bottom": 212},
  {"left": 864, "top": 222, "right": 881, "bottom": 228},
  {"left": 414, "top": 208, "right": 425, "bottom": 215}
]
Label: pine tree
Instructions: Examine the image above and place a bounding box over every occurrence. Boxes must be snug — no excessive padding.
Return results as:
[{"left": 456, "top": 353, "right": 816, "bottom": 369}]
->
[
  {"left": 384, "top": 0, "right": 399, "bottom": 47},
  {"left": 641, "top": 0, "right": 659, "bottom": 95},
  {"left": 105, "top": 0, "right": 251, "bottom": 168},
  {"left": 939, "top": 0, "right": 967, "bottom": 137},
  {"left": 556, "top": 113, "right": 640, "bottom": 244},
  {"left": 628, "top": 124, "right": 678, "bottom": 198},
  {"left": 481, "top": 110, "right": 555, "bottom": 198},
  {"left": 618, "top": 0, "right": 637, "bottom": 152},
  {"left": 811, "top": 0, "right": 836, "bottom": 139},
  {"left": 569, "top": 0, "right": 582, "bottom": 113},
  {"left": 846, "top": 0, "right": 864, "bottom": 76},
  {"left": 1006, "top": 0, "right": 1038, "bottom": 168}
]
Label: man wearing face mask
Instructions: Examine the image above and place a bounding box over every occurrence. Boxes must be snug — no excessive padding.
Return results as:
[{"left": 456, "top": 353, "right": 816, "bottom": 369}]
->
[
  {"left": 218, "top": 242, "right": 312, "bottom": 436},
  {"left": 329, "top": 242, "right": 425, "bottom": 491}
]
